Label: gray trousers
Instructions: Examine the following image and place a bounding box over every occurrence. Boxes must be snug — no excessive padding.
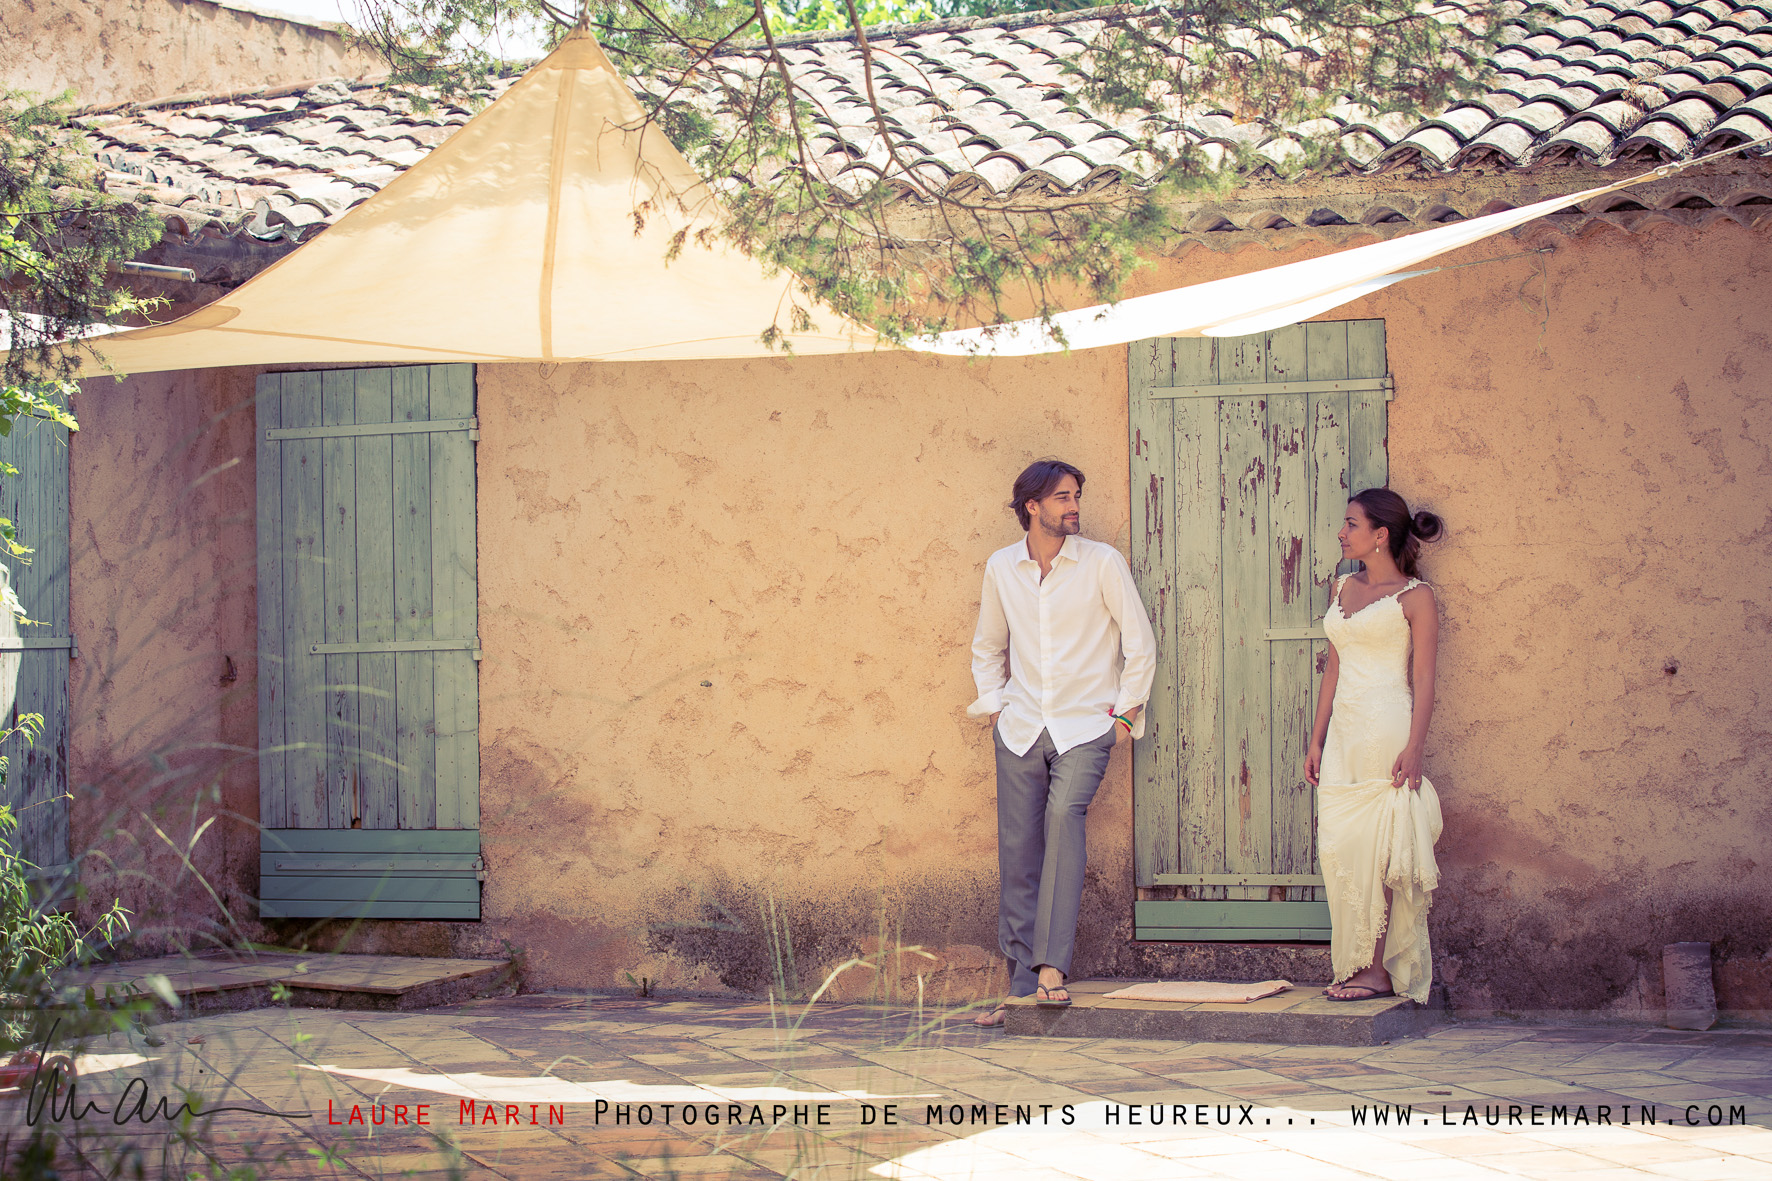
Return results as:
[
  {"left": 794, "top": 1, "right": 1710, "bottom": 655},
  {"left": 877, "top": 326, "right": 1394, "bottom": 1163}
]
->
[{"left": 993, "top": 725, "right": 1116, "bottom": 997}]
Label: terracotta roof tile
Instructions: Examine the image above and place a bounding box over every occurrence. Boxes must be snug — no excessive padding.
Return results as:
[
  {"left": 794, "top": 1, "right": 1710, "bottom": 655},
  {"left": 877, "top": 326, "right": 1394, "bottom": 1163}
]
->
[
  {"left": 1456, "top": 120, "right": 1541, "bottom": 165},
  {"left": 1542, "top": 114, "right": 1630, "bottom": 159},
  {"left": 78, "top": 1, "right": 1772, "bottom": 260},
  {"left": 1621, "top": 117, "right": 1697, "bottom": 156}
]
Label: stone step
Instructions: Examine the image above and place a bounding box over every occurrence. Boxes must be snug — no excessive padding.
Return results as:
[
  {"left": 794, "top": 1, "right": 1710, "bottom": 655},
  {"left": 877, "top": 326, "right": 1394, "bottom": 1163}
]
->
[
  {"left": 1004, "top": 978, "right": 1444, "bottom": 1045},
  {"left": 64, "top": 951, "right": 514, "bottom": 1014},
  {"left": 1124, "top": 942, "right": 1334, "bottom": 984}
]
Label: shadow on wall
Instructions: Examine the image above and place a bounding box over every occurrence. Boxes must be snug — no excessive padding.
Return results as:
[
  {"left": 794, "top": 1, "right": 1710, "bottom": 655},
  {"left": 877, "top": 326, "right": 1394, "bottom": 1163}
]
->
[{"left": 640, "top": 872, "right": 1006, "bottom": 1005}]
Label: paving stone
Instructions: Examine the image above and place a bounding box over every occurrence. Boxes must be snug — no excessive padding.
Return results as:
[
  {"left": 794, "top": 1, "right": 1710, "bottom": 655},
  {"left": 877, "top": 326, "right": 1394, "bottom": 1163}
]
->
[{"left": 20, "top": 996, "right": 1772, "bottom": 1177}]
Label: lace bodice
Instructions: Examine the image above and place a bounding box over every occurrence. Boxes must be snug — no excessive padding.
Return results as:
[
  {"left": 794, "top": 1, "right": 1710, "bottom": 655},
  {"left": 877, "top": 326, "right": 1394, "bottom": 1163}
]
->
[{"left": 1322, "top": 574, "right": 1423, "bottom": 707}]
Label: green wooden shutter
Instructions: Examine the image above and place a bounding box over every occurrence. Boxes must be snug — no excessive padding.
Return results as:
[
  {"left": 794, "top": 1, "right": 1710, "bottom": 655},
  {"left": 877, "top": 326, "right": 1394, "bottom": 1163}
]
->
[
  {"left": 256, "top": 365, "right": 481, "bottom": 919},
  {"left": 0, "top": 416, "right": 72, "bottom": 890},
  {"left": 1130, "top": 321, "right": 1389, "bottom": 940}
]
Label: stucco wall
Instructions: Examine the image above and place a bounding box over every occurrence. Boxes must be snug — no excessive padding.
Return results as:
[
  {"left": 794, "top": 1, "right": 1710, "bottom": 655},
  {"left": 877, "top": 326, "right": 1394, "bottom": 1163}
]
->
[
  {"left": 2, "top": 0, "right": 378, "bottom": 107},
  {"left": 65, "top": 213, "right": 1772, "bottom": 1016},
  {"left": 468, "top": 216, "right": 1772, "bottom": 1016},
  {"left": 67, "top": 366, "right": 262, "bottom": 953},
  {"left": 1377, "top": 219, "right": 1772, "bottom": 1018}
]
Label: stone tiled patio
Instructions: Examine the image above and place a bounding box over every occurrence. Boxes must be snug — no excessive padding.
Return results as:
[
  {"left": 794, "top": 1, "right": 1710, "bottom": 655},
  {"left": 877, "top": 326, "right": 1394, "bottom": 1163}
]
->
[
  {"left": 6, "top": 994, "right": 1769, "bottom": 1179},
  {"left": 64, "top": 951, "right": 515, "bottom": 1013}
]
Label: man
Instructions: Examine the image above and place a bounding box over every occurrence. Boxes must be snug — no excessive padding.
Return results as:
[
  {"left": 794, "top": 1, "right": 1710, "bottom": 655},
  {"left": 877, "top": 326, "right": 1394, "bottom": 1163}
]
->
[{"left": 967, "top": 459, "right": 1158, "bottom": 1026}]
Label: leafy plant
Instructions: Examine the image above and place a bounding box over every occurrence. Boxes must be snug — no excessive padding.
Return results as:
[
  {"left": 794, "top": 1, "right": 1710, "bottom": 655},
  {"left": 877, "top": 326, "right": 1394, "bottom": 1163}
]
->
[
  {"left": 1, "top": 88, "right": 164, "bottom": 389},
  {"left": 342, "top": 0, "right": 1505, "bottom": 345},
  {"left": 0, "top": 800, "right": 131, "bottom": 1050}
]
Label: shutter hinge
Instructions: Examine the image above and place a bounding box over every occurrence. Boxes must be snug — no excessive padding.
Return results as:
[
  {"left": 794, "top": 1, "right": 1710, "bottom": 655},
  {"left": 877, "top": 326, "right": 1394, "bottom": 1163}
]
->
[
  {"left": 0, "top": 635, "right": 76, "bottom": 658},
  {"left": 267, "top": 417, "right": 478, "bottom": 442},
  {"left": 310, "top": 637, "right": 480, "bottom": 656}
]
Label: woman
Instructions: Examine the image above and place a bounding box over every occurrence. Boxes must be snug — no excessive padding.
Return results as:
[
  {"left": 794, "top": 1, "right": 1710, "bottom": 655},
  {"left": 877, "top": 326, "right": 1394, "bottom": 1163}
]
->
[{"left": 1305, "top": 488, "right": 1445, "bottom": 1003}]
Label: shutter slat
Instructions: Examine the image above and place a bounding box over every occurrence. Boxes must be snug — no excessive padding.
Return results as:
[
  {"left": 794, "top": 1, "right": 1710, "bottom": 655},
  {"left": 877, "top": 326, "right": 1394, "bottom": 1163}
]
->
[
  {"left": 321, "top": 371, "right": 360, "bottom": 828},
  {"left": 1266, "top": 326, "right": 1316, "bottom": 897},
  {"left": 262, "top": 828, "right": 478, "bottom": 853},
  {"left": 391, "top": 367, "right": 437, "bottom": 830},
  {"left": 259, "top": 875, "right": 479, "bottom": 904},
  {"left": 1135, "top": 899, "right": 1334, "bottom": 935},
  {"left": 282, "top": 373, "right": 328, "bottom": 827},
  {"left": 1348, "top": 321, "right": 1389, "bottom": 496},
  {"left": 429, "top": 365, "right": 478, "bottom": 831},
  {"left": 260, "top": 898, "right": 480, "bottom": 920},
  {"left": 1171, "top": 338, "right": 1225, "bottom": 899},
  {"left": 1219, "top": 334, "right": 1272, "bottom": 886},
  {"left": 354, "top": 369, "right": 399, "bottom": 830},
  {"left": 256, "top": 375, "right": 287, "bottom": 829},
  {"left": 1129, "top": 337, "right": 1179, "bottom": 888},
  {"left": 1306, "top": 323, "right": 1354, "bottom": 893}
]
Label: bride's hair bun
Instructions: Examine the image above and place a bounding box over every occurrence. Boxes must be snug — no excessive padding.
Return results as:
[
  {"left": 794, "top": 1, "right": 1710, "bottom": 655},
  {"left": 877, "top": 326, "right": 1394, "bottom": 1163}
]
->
[{"left": 1349, "top": 488, "right": 1446, "bottom": 578}]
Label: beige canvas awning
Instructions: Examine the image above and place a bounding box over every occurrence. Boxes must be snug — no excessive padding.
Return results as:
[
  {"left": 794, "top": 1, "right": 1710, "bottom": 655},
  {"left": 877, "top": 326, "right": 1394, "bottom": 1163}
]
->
[
  {"left": 26, "top": 31, "right": 1759, "bottom": 377},
  {"left": 62, "top": 31, "right": 884, "bottom": 377}
]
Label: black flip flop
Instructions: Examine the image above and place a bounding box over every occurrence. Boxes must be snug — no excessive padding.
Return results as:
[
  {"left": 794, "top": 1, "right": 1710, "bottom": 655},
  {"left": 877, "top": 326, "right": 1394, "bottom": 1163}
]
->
[
  {"left": 1035, "top": 984, "right": 1073, "bottom": 1008},
  {"left": 1324, "top": 984, "right": 1395, "bottom": 1002}
]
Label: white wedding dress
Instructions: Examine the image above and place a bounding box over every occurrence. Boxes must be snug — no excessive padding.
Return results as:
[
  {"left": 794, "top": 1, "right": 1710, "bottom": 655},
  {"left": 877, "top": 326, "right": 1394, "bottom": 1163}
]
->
[{"left": 1317, "top": 574, "right": 1444, "bottom": 1002}]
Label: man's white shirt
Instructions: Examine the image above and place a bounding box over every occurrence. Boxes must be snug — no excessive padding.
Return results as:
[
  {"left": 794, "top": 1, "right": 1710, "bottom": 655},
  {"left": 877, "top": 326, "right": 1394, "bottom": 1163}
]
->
[{"left": 968, "top": 534, "right": 1159, "bottom": 757}]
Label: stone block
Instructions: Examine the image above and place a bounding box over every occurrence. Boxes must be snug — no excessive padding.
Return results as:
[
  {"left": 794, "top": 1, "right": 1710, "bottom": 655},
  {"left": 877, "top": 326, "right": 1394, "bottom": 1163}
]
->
[
  {"left": 1001, "top": 978, "right": 1445, "bottom": 1044},
  {"left": 1715, "top": 951, "right": 1772, "bottom": 1025},
  {"left": 1663, "top": 942, "right": 1717, "bottom": 1031}
]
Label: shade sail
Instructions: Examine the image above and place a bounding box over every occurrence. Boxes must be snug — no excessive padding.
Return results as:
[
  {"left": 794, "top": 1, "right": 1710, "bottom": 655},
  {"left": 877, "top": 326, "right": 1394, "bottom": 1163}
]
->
[
  {"left": 904, "top": 171, "right": 1672, "bottom": 357},
  {"left": 61, "top": 31, "right": 884, "bottom": 377},
  {"left": 32, "top": 33, "right": 1753, "bottom": 375}
]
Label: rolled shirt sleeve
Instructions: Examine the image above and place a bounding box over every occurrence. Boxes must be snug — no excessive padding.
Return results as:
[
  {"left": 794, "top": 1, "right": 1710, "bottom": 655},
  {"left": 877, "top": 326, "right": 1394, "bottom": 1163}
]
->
[{"left": 1102, "top": 546, "right": 1159, "bottom": 739}]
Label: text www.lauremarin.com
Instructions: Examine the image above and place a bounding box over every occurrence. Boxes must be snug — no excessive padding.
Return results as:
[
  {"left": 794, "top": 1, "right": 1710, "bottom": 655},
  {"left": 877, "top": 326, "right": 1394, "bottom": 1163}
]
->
[{"left": 1350, "top": 1103, "right": 1749, "bottom": 1128}]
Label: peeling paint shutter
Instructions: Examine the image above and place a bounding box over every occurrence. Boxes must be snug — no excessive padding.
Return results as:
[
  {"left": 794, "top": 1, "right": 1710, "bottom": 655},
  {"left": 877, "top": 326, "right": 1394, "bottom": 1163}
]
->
[
  {"left": 257, "top": 365, "right": 481, "bottom": 919},
  {"left": 0, "top": 417, "right": 72, "bottom": 888},
  {"left": 1130, "top": 322, "right": 1389, "bottom": 940}
]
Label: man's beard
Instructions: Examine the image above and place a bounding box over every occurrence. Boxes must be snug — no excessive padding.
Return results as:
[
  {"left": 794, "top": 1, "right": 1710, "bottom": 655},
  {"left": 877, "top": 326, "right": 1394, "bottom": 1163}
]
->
[{"left": 1040, "top": 510, "right": 1080, "bottom": 536}]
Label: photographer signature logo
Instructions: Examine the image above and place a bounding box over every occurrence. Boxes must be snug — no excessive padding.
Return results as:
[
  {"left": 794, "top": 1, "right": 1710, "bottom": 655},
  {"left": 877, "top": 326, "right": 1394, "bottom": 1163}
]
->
[{"left": 22, "top": 1021, "right": 309, "bottom": 1128}]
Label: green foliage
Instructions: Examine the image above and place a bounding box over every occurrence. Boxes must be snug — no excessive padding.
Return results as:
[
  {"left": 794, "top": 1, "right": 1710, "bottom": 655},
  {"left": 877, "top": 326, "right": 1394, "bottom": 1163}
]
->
[
  {"left": 767, "top": 0, "right": 1111, "bottom": 32},
  {"left": 766, "top": 0, "right": 942, "bottom": 33},
  {"left": 1, "top": 89, "right": 163, "bottom": 388},
  {"left": 306, "top": 1, "right": 1507, "bottom": 343},
  {"left": 1, "top": 92, "right": 102, "bottom": 617},
  {"left": 0, "top": 381, "right": 76, "bottom": 593},
  {"left": 0, "top": 800, "right": 132, "bottom": 1050}
]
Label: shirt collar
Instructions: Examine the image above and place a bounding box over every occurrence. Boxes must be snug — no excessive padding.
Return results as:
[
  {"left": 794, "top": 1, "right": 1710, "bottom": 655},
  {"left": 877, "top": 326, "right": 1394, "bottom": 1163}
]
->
[{"left": 1018, "top": 533, "right": 1082, "bottom": 566}]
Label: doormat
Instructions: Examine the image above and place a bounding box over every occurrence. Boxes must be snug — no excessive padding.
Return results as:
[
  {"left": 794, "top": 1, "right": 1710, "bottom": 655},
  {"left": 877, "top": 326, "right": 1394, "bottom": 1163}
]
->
[{"left": 1101, "top": 980, "right": 1292, "bottom": 1004}]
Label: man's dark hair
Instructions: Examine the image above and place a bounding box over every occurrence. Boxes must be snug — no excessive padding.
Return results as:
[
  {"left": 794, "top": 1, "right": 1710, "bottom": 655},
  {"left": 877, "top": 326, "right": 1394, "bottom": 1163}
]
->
[{"left": 1010, "top": 459, "right": 1085, "bottom": 531}]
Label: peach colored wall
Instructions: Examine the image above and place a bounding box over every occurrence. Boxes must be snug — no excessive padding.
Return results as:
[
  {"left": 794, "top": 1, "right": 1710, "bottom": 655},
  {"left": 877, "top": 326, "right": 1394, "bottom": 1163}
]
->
[
  {"left": 1376, "top": 219, "right": 1772, "bottom": 1017},
  {"left": 470, "top": 349, "right": 1135, "bottom": 999},
  {"left": 467, "top": 216, "right": 1772, "bottom": 1015},
  {"left": 68, "top": 366, "right": 263, "bottom": 954},
  {"left": 2, "top": 0, "right": 379, "bottom": 107},
  {"left": 65, "top": 214, "right": 1772, "bottom": 1016}
]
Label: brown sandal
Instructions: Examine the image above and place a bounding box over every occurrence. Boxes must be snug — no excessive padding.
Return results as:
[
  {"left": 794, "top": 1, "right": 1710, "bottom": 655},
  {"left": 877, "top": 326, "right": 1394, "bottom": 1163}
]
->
[
  {"left": 971, "top": 1003, "right": 1009, "bottom": 1028},
  {"left": 1323, "top": 983, "right": 1395, "bottom": 1002}
]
